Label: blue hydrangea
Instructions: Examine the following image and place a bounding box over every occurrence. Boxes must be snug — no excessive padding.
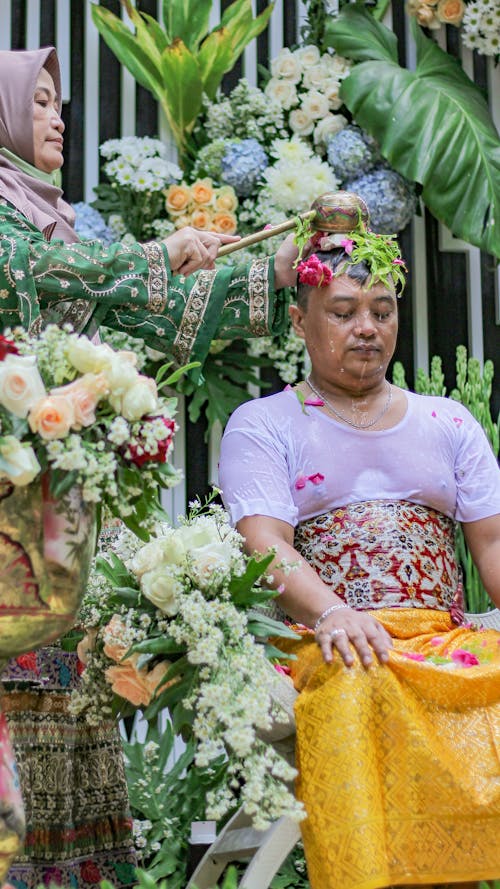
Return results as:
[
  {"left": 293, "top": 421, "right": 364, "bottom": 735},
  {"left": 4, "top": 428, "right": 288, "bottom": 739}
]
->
[
  {"left": 326, "top": 125, "right": 380, "bottom": 184},
  {"left": 220, "top": 139, "right": 269, "bottom": 197},
  {"left": 344, "top": 168, "right": 417, "bottom": 233},
  {"left": 72, "top": 202, "right": 114, "bottom": 245}
]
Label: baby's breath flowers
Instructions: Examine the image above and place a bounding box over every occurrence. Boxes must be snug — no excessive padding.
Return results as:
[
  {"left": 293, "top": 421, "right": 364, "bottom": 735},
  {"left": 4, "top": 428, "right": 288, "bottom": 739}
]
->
[{"left": 71, "top": 498, "right": 304, "bottom": 830}]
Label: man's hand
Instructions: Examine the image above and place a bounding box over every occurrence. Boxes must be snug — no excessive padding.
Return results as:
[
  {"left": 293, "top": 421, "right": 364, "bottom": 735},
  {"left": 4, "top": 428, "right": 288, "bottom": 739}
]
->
[{"left": 162, "top": 228, "right": 240, "bottom": 277}]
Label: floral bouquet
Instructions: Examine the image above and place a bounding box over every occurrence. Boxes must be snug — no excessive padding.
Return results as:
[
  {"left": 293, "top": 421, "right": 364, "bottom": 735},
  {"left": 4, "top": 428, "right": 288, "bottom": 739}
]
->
[
  {"left": 0, "top": 324, "right": 180, "bottom": 538},
  {"left": 71, "top": 497, "right": 305, "bottom": 830}
]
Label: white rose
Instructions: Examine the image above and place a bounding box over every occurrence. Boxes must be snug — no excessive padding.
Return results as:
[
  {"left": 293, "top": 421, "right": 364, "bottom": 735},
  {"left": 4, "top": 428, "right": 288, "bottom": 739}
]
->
[
  {"left": 288, "top": 108, "right": 315, "bottom": 136},
  {"left": 270, "top": 48, "right": 302, "bottom": 83},
  {"left": 130, "top": 539, "right": 170, "bottom": 577},
  {"left": 314, "top": 113, "right": 348, "bottom": 147},
  {"left": 301, "top": 90, "right": 330, "bottom": 120},
  {"left": 141, "top": 567, "right": 182, "bottom": 614},
  {"left": 176, "top": 516, "right": 222, "bottom": 551},
  {"left": 302, "top": 64, "right": 329, "bottom": 91},
  {"left": 324, "top": 53, "right": 352, "bottom": 80},
  {"left": 264, "top": 78, "right": 298, "bottom": 110},
  {"left": 0, "top": 436, "right": 41, "bottom": 486},
  {"left": 189, "top": 541, "right": 234, "bottom": 588},
  {"left": 67, "top": 337, "right": 113, "bottom": 374},
  {"left": 293, "top": 45, "right": 321, "bottom": 68},
  {"left": 323, "top": 79, "right": 343, "bottom": 110},
  {"left": 114, "top": 376, "right": 159, "bottom": 421},
  {"left": 103, "top": 352, "right": 140, "bottom": 394},
  {"left": 0, "top": 354, "right": 46, "bottom": 417}
]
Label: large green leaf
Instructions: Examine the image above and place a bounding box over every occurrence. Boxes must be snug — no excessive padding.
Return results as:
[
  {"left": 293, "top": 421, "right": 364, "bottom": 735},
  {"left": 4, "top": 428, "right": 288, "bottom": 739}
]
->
[
  {"left": 160, "top": 40, "right": 203, "bottom": 143},
  {"left": 326, "top": 7, "right": 500, "bottom": 259},
  {"left": 198, "top": 28, "right": 234, "bottom": 100},
  {"left": 91, "top": 5, "right": 163, "bottom": 96},
  {"left": 161, "top": 0, "right": 213, "bottom": 51},
  {"left": 222, "top": 0, "right": 275, "bottom": 68}
]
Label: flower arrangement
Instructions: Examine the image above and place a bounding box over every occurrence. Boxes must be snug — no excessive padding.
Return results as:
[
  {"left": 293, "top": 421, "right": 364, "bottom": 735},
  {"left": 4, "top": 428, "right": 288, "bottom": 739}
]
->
[
  {"left": 70, "top": 498, "right": 304, "bottom": 830},
  {"left": 406, "top": 0, "right": 500, "bottom": 57},
  {"left": 0, "top": 325, "right": 179, "bottom": 536},
  {"left": 92, "top": 137, "right": 182, "bottom": 242},
  {"left": 164, "top": 178, "right": 238, "bottom": 234}
]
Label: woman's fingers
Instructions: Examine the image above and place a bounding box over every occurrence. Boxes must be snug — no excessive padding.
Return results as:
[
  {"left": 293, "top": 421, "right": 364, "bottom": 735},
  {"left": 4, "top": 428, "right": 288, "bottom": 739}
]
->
[{"left": 162, "top": 227, "right": 240, "bottom": 275}]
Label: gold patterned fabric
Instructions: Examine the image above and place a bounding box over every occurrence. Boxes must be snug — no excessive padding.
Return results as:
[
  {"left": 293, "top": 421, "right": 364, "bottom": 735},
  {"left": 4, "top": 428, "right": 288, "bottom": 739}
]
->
[{"left": 276, "top": 502, "right": 500, "bottom": 889}]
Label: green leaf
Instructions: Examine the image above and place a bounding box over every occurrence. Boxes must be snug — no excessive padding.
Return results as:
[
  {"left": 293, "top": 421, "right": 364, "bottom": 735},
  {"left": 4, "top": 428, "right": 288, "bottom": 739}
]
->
[
  {"left": 198, "top": 29, "right": 234, "bottom": 100},
  {"left": 327, "top": 7, "right": 500, "bottom": 258},
  {"left": 162, "top": 361, "right": 201, "bottom": 386},
  {"left": 161, "top": 0, "right": 213, "bottom": 51},
  {"left": 129, "top": 636, "right": 185, "bottom": 656},
  {"left": 247, "top": 612, "right": 300, "bottom": 640},
  {"left": 228, "top": 552, "right": 275, "bottom": 602},
  {"left": 91, "top": 5, "right": 163, "bottom": 97},
  {"left": 160, "top": 39, "right": 203, "bottom": 141},
  {"left": 222, "top": 0, "right": 275, "bottom": 69}
]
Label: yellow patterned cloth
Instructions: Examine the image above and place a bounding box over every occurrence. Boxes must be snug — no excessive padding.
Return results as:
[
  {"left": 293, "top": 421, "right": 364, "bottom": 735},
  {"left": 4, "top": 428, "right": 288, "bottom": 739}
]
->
[{"left": 279, "top": 609, "right": 500, "bottom": 889}]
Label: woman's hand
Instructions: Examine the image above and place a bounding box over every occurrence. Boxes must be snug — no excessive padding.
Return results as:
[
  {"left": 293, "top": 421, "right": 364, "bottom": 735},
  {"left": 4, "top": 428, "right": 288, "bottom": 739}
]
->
[
  {"left": 315, "top": 609, "right": 393, "bottom": 668},
  {"left": 162, "top": 227, "right": 240, "bottom": 276},
  {"left": 274, "top": 233, "right": 315, "bottom": 289}
]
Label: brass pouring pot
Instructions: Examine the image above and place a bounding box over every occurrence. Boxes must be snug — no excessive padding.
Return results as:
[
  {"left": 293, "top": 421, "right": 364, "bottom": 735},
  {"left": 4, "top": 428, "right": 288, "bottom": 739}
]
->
[{"left": 0, "top": 475, "right": 96, "bottom": 659}]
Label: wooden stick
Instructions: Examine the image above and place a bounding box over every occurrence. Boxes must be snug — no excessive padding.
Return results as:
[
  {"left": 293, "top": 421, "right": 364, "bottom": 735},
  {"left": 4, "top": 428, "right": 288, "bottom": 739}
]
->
[{"left": 217, "top": 209, "right": 316, "bottom": 257}]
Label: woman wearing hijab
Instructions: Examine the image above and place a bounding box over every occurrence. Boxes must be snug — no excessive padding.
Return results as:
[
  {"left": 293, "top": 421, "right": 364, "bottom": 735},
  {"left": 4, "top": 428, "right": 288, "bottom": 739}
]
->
[{"left": 0, "top": 47, "right": 298, "bottom": 887}]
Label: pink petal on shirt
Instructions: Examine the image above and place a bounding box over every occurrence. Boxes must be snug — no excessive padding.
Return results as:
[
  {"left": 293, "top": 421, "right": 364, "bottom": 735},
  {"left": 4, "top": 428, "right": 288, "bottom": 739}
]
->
[
  {"left": 284, "top": 384, "right": 293, "bottom": 391},
  {"left": 308, "top": 472, "right": 325, "bottom": 485},
  {"left": 295, "top": 475, "right": 307, "bottom": 490},
  {"left": 304, "top": 396, "right": 325, "bottom": 406},
  {"left": 453, "top": 417, "right": 463, "bottom": 426},
  {"left": 431, "top": 411, "right": 437, "bottom": 418}
]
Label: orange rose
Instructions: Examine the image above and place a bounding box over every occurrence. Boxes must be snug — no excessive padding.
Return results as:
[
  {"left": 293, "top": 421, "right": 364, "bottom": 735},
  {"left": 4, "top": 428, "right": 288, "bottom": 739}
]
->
[
  {"left": 103, "top": 615, "right": 130, "bottom": 663},
  {"left": 416, "top": 3, "right": 440, "bottom": 27},
  {"left": 191, "top": 178, "right": 214, "bottom": 206},
  {"left": 145, "top": 660, "right": 171, "bottom": 697},
  {"left": 436, "top": 0, "right": 465, "bottom": 24},
  {"left": 190, "top": 208, "right": 213, "bottom": 231},
  {"left": 105, "top": 657, "right": 152, "bottom": 707},
  {"left": 51, "top": 372, "right": 108, "bottom": 430},
  {"left": 28, "top": 394, "right": 75, "bottom": 440},
  {"left": 211, "top": 211, "right": 238, "bottom": 235},
  {"left": 165, "top": 183, "right": 192, "bottom": 216},
  {"left": 215, "top": 186, "right": 238, "bottom": 213}
]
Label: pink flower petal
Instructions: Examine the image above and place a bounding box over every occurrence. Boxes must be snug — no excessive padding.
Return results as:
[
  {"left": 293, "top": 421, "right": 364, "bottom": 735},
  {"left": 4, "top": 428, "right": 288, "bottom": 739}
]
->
[
  {"left": 304, "top": 396, "right": 325, "bottom": 406},
  {"left": 431, "top": 411, "right": 437, "bottom": 417},
  {"left": 277, "top": 583, "right": 285, "bottom": 594},
  {"left": 340, "top": 237, "right": 354, "bottom": 255},
  {"left": 295, "top": 475, "right": 307, "bottom": 490},
  {"left": 451, "top": 648, "right": 480, "bottom": 667},
  {"left": 402, "top": 652, "right": 426, "bottom": 662},
  {"left": 430, "top": 637, "right": 444, "bottom": 646},
  {"left": 274, "top": 663, "right": 291, "bottom": 675},
  {"left": 284, "top": 384, "right": 293, "bottom": 391},
  {"left": 308, "top": 472, "right": 325, "bottom": 485},
  {"left": 453, "top": 417, "right": 463, "bottom": 426}
]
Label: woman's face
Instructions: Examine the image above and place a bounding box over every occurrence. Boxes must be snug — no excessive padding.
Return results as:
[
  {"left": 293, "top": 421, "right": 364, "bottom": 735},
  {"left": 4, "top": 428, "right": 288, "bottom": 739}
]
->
[
  {"left": 33, "top": 67, "right": 64, "bottom": 173},
  {"left": 290, "top": 273, "right": 399, "bottom": 393}
]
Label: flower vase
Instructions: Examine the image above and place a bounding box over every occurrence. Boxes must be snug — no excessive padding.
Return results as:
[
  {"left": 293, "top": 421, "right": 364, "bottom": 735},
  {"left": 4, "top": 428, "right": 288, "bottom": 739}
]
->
[{"left": 0, "top": 475, "right": 96, "bottom": 660}]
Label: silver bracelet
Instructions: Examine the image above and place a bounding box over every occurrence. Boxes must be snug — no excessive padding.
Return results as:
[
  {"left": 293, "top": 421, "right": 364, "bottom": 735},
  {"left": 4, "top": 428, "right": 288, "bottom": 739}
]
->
[{"left": 313, "top": 603, "right": 350, "bottom": 634}]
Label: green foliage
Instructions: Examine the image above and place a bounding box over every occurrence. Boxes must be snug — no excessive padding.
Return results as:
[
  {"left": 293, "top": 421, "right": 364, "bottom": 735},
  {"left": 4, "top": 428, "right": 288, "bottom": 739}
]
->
[
  {"left": 393, "top": 347, "right": 500, "bottom": 613},
  {"left": 91, "top": 0, "right": 274, "bottom": 163},
  {"left": 326, "top": 7, "right": 500, "bottom": 259}
]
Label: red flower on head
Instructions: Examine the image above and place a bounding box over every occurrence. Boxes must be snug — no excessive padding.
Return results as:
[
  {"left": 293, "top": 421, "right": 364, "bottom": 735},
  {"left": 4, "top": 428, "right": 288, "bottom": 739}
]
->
[
  {"left": 0, "top": 335, "right": 19, "bottom": 361},
  {"left": 297, "top": 254, "right": 333, "bottom": 288}
]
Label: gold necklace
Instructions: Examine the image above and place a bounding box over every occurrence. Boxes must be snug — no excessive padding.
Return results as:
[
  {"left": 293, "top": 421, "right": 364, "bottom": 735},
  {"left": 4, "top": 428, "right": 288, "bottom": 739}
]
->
[{"left": 306, "top": 375, "right": 393, "bottom": 430}]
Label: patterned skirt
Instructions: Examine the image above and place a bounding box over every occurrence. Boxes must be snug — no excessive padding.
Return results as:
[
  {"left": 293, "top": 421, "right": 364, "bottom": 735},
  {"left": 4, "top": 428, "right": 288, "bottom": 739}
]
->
[
  {"left": 278, "top": 500, "right": 500, "bottom": 889},
  {"left": 1, "top": 648, "right": 137, "bottom": 889}
]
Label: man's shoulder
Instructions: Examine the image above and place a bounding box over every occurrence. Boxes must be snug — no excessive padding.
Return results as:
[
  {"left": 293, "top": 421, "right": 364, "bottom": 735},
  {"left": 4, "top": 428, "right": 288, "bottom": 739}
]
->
[{"left": 225, "top": 389, "right": 296, "bottom": 432}]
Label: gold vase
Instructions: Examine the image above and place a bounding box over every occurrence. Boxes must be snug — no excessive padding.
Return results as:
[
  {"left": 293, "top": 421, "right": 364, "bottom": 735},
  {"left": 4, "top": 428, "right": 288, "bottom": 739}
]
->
[{"left": 0, "top": 475, "right": 96, "bottom": 659}]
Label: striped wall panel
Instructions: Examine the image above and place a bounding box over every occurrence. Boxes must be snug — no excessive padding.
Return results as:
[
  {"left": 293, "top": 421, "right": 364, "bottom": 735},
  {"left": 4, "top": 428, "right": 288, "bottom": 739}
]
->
[{"left": 1, "top": 0, "right": 499, "bottom": 512}]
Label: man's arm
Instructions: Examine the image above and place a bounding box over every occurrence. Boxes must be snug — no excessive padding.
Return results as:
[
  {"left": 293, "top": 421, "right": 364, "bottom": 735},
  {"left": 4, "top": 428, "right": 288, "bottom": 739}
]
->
[{"left": 462, "top": 514, "right": 500, "bottom": 609}]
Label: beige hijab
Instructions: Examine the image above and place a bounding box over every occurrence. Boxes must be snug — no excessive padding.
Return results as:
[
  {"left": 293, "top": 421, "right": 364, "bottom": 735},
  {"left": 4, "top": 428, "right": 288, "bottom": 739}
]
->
[{"left": 0, "top": 47, "right": 77, "bottom": 243}]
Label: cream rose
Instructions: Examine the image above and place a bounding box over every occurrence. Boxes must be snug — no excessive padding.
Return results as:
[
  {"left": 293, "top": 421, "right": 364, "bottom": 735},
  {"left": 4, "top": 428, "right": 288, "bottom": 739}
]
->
[
  {"left": 288, "top": 108, "right": 315, "bottom": 136},
  {"left": 140, "top": 567, "right": 182, "bottom": 614},
  {"left": 323, "top": 79, "right": 343, "bottom": 111},
  {"left": 437, "top": 0, "right": 465, "bottom": 25},
  {"left": 165, "top": 183, "right": 192, "bottom": 215},
  {"left": 0, "top": 436, "right": 41, "bottom": 486},
  {"left": 113, "top": 375, "right": 158, "bottom": 421},
  {"left": 51, "top": 372, "right": 108, "bottom": 429},
  {"left": 66, "top": 337, "right": 113, "bottom": 375},
  {"left": 324, "top": 54, "right": 352, "bottom": 81},
  {"left": 191, "top": 178, "right": 215, "bottom": 206},
  {"left": 189, "top": 541, "right": 234, "bottom": 588},
  {"left": 301, "top": 90, "right": 330, "bottom": 120},
  {"left": 28, "top": 395, "right": 75, "bottom": 440},
  {"left": 0, "top": 354, "right": 46, "bottom": 418},
  {"left": 264, "top": 78, "right": 298, "bottom": 110},
  {"left": 302, "top": 64, "right": 329, "bottom": 91},
  {"left": 129, "top": 538, "right": 172, "bottom": 577},
  {"left": 293, "top": 45, "right": 321, "bottom": 69},
  {"left": 214, "top": 186, "right": 238, "bottom": 213},
  {"left": 313, "top": 113, "right": 348, "bottom": 147},
  {"left": 270, "top": 48, "right": 302, "bottom": 83}
]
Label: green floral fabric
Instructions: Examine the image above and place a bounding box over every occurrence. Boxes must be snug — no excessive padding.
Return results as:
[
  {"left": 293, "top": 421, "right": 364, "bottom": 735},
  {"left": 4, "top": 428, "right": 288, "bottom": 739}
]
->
[{"left": 0, "top": 202, "right": 289, "bottom": 365}]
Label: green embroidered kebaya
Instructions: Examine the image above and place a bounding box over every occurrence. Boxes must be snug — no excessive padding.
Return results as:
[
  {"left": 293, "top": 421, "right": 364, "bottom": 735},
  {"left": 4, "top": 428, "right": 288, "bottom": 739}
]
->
[{"left": 0, "top": 202, "right": 289, "bottom": 368}]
